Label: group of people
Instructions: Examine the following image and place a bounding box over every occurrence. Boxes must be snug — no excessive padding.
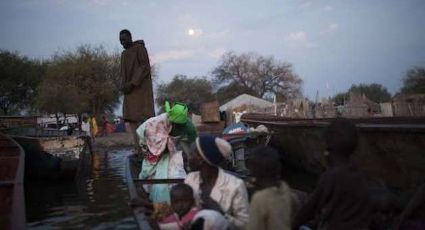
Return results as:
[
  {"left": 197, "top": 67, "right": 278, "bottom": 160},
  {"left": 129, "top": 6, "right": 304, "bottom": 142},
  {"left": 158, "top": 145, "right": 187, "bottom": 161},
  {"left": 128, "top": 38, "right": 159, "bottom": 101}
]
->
[
  {"left": 118, "top": 29, "right": 424, "bottom": 230},
  {"left": 81, "top": 115, "right": 98, "bottom": 138},
  {"left": 80, "top": 115, "right": 115, "bottom": 138},
  {"left": 134, "top": 110, "right": 425, "bottom": 230}
]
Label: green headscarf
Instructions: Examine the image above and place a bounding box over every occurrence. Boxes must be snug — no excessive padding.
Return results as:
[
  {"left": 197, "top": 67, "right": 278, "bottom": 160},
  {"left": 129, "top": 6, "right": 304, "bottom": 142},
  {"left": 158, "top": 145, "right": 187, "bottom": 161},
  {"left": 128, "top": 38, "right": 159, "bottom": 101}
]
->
[{"left": 165, "top": 101, "right": 188, "bottom": 124}]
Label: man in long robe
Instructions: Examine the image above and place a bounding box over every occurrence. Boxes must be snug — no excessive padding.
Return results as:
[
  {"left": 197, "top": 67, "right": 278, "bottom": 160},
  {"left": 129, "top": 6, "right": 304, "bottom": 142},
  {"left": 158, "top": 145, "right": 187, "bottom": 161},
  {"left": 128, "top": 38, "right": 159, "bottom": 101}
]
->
[{"left": 119, "top": 29, "right": 155, "bottom": 154}]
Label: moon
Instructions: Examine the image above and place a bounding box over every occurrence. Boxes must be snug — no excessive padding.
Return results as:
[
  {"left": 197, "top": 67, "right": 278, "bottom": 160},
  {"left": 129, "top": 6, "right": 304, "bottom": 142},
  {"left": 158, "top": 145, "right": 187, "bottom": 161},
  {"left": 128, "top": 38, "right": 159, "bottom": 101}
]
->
[{"left": 188, "top": 29, "right": 195, "bottom": 36}]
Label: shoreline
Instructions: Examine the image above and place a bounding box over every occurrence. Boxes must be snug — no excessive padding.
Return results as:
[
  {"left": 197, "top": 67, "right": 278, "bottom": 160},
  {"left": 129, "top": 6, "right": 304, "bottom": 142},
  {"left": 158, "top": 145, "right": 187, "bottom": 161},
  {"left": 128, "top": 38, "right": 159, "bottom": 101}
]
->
[{"left": 93, "top": 132, "right": 134, "bottom": 148}]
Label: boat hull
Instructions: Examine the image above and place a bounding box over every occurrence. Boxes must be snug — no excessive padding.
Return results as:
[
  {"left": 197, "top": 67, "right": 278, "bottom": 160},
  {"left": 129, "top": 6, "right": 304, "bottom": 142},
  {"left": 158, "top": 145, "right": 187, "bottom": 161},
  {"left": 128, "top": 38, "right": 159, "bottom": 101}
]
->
[
  {"left": 11, "top": 135, "right": 91, "bottom": 180},
  {"left": 0, "top": 133, "right": 26, "bottom": 230},
  {"left": 241, "top": 114, "right": 425, "bottom": 193},
  {"left": 126, "top": 154, "right": 154, "bottom": 230}
]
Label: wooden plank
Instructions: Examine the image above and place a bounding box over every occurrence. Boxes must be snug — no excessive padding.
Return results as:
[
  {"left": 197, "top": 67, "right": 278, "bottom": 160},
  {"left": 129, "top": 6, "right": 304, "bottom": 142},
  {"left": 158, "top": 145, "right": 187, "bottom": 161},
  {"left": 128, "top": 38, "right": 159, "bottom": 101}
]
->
[
  {"left": 0, "top": 181, "right": 14, "bottom": 187},
  {"left": 133, "top": 178, "right": 184, "bottom": 185},
  {"left": 0, "top": 133, "right": 26, "bottom": 230},
  {"left": 126, "top": 155, "right": 153, "bottom": 230}
]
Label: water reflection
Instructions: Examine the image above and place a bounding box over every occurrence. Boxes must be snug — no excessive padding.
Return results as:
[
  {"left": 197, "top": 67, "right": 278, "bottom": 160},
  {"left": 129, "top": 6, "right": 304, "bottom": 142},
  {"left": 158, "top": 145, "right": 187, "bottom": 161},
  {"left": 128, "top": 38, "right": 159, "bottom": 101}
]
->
[{"left": 25, "top": 148, "right": 137, "bottom": 229}]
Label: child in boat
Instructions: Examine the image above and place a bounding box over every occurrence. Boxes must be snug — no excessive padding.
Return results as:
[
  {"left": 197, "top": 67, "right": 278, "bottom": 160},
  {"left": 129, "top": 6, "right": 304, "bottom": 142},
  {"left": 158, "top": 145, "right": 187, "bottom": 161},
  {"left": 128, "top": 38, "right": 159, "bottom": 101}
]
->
[
  {"left": 159, "top": 183, "right": 199, "bottom": 229},
  {"left": 246, "top": 146, "right": 294, "bottom": 230},
  {"left": 159, "top": 183, "right": 228, "bottom": 230}
]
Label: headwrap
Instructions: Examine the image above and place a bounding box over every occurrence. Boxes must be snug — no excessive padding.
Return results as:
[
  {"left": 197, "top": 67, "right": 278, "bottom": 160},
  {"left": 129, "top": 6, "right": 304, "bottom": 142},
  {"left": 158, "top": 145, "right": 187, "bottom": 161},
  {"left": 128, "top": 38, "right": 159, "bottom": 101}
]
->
[
  {"left": 143, "top": 113, "right": 177, "bottom": 163},
  {"left": 165, "top": 101, "right": 188, "bottom": 124},
  {"left": 195, "top": 135, "right": 232, "bottom": 166}
]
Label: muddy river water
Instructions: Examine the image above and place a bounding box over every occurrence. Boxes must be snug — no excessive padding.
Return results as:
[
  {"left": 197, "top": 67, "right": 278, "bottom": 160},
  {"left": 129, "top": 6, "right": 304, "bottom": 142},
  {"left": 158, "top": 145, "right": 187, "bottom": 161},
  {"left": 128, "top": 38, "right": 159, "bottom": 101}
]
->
[{"left": 25, "top": 148, "right": 137, "bottom": 229}]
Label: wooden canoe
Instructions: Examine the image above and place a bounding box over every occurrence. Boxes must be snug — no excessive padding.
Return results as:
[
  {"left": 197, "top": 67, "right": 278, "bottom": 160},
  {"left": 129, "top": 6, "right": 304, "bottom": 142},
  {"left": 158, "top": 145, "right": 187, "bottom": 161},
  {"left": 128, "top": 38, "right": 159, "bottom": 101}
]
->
[
  {"left": 11, "top": 135, "right": 91, "bottom": 180},
  {"left": 126, "top": 153, "right": 185, "bottom": 229},
  {"left": 0, "top": 133, "right": 26, "bottom": 230},
  {"left": 241, "top": 114, "right": 425, "bottom": 193}
]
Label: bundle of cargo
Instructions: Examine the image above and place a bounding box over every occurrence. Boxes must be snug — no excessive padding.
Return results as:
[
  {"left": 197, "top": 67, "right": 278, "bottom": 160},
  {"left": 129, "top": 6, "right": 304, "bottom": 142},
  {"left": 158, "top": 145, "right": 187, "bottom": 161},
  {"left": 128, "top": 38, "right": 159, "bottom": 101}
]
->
[{"left": 196, "top": 101, "right": 225, "bottom": 135}]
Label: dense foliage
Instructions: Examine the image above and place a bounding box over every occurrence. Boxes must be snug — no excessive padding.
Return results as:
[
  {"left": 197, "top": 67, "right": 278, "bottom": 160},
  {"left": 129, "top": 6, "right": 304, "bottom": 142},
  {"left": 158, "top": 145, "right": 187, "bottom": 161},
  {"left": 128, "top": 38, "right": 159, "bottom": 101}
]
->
[
  {"left": 156, "top": 75, "right": 215, "bottom": 114},
  {"left": 36, "top": 45, "right": 121, "bottom": 117},
  {"left": 212, "top": 52, "right": 303, "bottom": 103},
  {"left": 400, "top": 66, "right": 425, "bottom": 94},
  {"left": 0, "top": 50, "right": 46, "bottom": 115}
]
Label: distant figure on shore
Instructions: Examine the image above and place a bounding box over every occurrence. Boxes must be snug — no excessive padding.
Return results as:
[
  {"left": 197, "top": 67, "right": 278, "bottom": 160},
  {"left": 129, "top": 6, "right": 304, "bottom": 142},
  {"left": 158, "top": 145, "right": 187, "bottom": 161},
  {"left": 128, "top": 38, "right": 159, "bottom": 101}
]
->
[
  {"left": 81, "top": 116, "right": 91, "bottom": 137},
  {"left": 115, "top": 117, "right": 126, "bottom": 133},
  {"left": 119, "top": 29, "right": 155, "bottom": 154},
  {"left": 90, "top": 116, "right": 98, "bottom": 138},
  {"left": 81, "top": 115, "right": 94, "bottom": 152},
  {"left": 294, "top": 118, "right": 375, "bottom": 230},
  {"left": 247, "top": 146, "right": 295, "bottom": 230},
  {"left": 102, "top": 115, "right": 108, "bottom": 136}
]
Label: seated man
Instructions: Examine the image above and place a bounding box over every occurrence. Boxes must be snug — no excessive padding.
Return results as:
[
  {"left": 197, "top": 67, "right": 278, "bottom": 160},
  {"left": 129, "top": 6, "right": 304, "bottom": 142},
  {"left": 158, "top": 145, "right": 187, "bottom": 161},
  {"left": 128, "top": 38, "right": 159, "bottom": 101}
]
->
[
  {"left": 247, "top": 146, "right": 294, "bottom": 230},
  {"left": 185, "top": 135, "right": 249, "bottom": 230},
  {"left": 294, "top": 118, "right": 375, "bottom": 230}
]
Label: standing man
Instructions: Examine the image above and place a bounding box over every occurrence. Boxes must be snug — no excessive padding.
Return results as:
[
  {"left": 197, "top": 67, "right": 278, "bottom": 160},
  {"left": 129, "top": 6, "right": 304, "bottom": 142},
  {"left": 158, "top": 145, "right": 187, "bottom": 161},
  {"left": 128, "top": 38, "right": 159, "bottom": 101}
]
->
[{"left": 119, "top": 29, "right": 155, "bottom": 154}]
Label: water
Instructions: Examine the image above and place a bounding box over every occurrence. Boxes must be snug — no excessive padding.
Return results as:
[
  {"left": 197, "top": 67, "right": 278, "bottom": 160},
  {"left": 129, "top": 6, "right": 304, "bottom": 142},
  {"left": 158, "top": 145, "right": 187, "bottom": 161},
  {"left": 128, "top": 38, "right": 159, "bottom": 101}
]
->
[
  {"left": 23, "top": 146, "right": 318, "bottom": 230},
  {"left": 25, "top": 148, "right": 138, "bottom": 229}
]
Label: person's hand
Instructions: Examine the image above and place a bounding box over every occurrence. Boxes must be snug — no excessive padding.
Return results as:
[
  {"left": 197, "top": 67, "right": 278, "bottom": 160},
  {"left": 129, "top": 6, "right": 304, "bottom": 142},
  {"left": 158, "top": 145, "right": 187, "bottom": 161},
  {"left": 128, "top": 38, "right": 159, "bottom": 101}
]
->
[
  {"left": 201, "top": 196, "right": 224, "bottom": 214},
  {"left": 121, "top": 82, "right": 134, "bottom": 94}
]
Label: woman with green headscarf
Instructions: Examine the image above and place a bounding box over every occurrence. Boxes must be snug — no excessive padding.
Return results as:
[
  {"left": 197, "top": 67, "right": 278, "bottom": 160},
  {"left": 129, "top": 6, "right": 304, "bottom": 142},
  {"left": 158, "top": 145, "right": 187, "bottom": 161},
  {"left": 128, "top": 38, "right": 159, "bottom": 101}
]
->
[
  {"left": 165, "top": 101, "right": 197, "bottom": 142},
  {"left": 135, "top": 101, "right": 197, "bottom": 203}
]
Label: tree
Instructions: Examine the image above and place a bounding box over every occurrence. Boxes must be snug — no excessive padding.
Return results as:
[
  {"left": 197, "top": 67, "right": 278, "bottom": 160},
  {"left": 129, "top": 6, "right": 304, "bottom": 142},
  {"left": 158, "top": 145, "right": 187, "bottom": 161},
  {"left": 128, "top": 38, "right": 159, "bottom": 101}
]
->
[
  {"left": 212, "top": 52, "right": 303, "bottom": 103},
  {"left": 0, "top": 50, "right": 46, "bottom": 115},
  {"left": 333, "top": 92, "right": 348, "bottom": 106},
  {"left": 36, "top": 74, "right": 82, "bottom": 115},
  {"left": 156, "top": 75, "right": 215, "bottom": 114},
  {"left": 215, "top": 82, "right": 258, "bottom": 104},
  {"left": 348, "top": 83, "right": 391, "bottom": 103},
  {"left": 401, "top": 66, "right": 425, "bottom": 94},
  {"left": 36, "top": 45, "right": 121, "bottom": 117}
]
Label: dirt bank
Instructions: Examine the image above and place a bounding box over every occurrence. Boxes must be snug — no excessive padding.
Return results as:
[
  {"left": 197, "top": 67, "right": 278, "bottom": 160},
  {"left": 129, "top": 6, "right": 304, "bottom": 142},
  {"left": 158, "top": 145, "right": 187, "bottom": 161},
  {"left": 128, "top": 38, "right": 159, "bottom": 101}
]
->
[{"left": 93, "top": 132, "right": 134, "bottom": 148}]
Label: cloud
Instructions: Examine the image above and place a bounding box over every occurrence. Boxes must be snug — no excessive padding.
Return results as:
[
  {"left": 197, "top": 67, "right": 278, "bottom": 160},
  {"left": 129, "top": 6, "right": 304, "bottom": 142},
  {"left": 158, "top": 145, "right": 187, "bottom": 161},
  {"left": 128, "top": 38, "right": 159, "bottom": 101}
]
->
[
  {"left": 322, "top": 5, "right": 333, "bottom": 11},
  {"left": 300, "top": 1, "right": 312, "bottom": 8},
  {"left": 151, "top": 47, "right": 226, "bottom": 63},
  {"left": 322, "top": 23, "right": 339, "bottom": 34},
  {"left": 203, "top": 30, "right": 230, "bottom": 44},
  {"left": 151, "top": 49, "right": 197, "bottom": 63},
  {"left": 89, "top": 0, "right": 111, "bottom": 5},
  {"left": 285, "top": 31, "right": 316, "bottom": 48},
  {"left": 207, "top": 47, "right": 227, "bottom": 59}
]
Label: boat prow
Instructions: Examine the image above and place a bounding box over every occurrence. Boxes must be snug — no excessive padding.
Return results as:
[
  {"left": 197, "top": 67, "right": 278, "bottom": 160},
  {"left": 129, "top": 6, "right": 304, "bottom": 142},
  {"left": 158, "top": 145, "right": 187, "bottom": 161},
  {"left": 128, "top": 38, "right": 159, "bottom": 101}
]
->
[
  {"left": 0, "top": 133, "right": 26, "bottom": 230},
  {"left": 11, "top": 135, "right": 91, "bottom": 180}
]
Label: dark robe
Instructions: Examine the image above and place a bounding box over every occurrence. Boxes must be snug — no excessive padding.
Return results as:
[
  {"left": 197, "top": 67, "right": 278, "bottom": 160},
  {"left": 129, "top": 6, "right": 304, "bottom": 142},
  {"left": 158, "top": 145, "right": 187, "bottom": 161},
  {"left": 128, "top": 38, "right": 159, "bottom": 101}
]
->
[
  {"left": 121, "top": 40, "right": 155, "bottom": 122},
  {"left": 294, "top": 165, "right": 375, "bottom": 230}
]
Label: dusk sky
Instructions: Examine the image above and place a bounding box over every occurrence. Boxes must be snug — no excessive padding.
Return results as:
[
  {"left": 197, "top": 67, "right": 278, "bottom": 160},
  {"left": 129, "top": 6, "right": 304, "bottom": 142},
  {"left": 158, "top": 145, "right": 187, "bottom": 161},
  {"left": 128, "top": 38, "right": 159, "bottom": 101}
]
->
[{"left": 1, "top": 0, "right": 425, "bottom": 100}]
